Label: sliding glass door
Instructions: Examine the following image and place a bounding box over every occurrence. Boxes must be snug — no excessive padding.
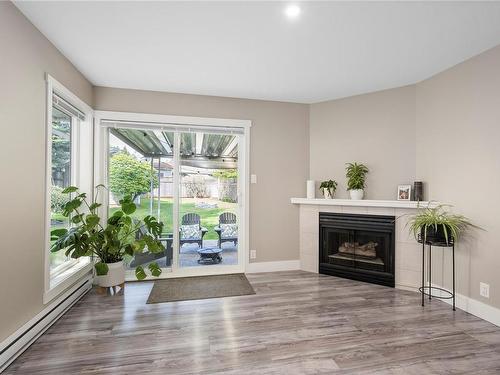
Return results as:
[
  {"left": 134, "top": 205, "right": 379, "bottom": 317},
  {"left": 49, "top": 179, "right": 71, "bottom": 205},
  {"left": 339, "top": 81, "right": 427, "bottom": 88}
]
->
[
  {"left": 97, "top": 114, "right": 247, "bottom": 279},
  {"left": 107, "top": 129, "right": 175, "bottom": 274},
  {"left": 178, "top": 131, "right": 240, "bottom": 270}
]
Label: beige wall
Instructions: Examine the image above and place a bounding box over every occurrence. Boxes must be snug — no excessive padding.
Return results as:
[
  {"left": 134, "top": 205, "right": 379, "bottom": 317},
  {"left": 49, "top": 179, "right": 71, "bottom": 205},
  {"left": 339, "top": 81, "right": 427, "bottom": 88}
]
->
[
  {"left": 0, "top": 1, "right": 309, "bottom": 342},
  {"left": 416, "top": 45, "right": 500, "bottom": 309},
  {"left": 308, "top": 45, "right": 500, "bottom": 310},
  {"left": 309, "top": 85, "right": 416, "bottom": 199},
  {"left": 2, "top": 0, "right": 499, "bottom": 346},
  {"left": 94, "top": 87, "right": 310, "bottom": 264},
  {"left": 0, "top": 2, "right": 93, "bottom": 341}
]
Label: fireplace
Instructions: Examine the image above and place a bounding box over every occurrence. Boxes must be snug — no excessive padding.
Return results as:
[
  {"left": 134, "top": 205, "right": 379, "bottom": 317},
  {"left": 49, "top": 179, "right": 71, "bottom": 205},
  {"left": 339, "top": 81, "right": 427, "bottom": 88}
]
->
[{"left": 319, "top": 212, "right": 395, "bottom": 287}]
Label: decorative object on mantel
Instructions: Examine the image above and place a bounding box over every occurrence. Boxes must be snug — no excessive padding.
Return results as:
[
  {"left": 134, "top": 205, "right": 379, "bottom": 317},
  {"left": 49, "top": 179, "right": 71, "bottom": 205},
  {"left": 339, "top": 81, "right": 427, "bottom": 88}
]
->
[
  {"left": 50, "top": 185, "right": 165, "bottom": 291},
  {"left": 319, "top": 179, "right": 338, "bottom": 199},
  {"left": 346, "top": 162, "right": 369, "bottom": 200},
  {"left": 397, "top": 185, "right": 411, "bottom": 201},
  {"left": 306, "top": 180, "right": 315, "bottom": 199},
  {"left": 413, "top": 181, "right": 424, "bottom": 201}
]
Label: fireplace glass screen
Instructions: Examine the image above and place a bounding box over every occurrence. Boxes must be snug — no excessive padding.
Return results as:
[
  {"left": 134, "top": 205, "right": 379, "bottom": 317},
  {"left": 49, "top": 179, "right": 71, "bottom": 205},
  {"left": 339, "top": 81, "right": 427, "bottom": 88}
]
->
[{"left": 319, "top": 213, "right": 395, "bottom": 287}]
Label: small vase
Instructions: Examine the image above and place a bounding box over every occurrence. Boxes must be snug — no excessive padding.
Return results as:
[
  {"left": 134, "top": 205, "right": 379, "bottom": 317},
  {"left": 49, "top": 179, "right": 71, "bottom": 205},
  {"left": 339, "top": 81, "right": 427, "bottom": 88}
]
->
[
  {"left": 96, "top": 260, "right": 125, "bottom": 287},
  {"left": 323, "top": 190, "right": 333, "bottom": 199},
  {"left": 349, "top": 189, "right": 364, "bottom": 200}
]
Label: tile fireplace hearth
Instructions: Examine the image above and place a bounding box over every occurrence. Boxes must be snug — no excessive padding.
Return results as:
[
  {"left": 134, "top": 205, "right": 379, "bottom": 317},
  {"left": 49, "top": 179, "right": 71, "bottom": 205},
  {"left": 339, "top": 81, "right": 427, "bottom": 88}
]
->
[{"left": 292, "top": 198, "right": 440, "bottom": 290}]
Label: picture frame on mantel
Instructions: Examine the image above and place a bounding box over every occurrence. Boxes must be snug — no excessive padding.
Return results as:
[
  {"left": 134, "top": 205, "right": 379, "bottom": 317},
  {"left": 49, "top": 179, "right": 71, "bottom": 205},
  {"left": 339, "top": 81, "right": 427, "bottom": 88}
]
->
[{"left": 397, "top": 185, "right": 412, "bottom": 201}]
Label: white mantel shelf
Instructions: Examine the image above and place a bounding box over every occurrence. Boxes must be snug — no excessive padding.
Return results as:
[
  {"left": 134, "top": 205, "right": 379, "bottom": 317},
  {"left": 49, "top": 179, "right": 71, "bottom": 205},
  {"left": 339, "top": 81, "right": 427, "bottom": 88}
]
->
[{"left": 291, "top": 198, "right": 437, "bottom": 209}]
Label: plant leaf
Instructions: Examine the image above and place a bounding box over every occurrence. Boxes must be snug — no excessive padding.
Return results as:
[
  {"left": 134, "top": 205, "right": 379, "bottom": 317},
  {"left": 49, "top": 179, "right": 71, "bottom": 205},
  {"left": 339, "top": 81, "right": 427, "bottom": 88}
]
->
[
  {"left": 89, "top": 202, "right": 101, "bottom": 210},
  {"left": 148, "top": 262, "right": 162, "bottom": 277},
  {"left": 86, "top": 214, "right": 100, "bottom": 227},
  {"left": 95, "top": 262, "right": 109, "bottom": 276},
  {"left": 135, "top": 266, "right": 147, "bottom": 280},
  {"left": 50, "top": 228, "right": 68, "bottom": 237},
  {"left": 62, "top": 186, "right": 79, "bottom": 194}
]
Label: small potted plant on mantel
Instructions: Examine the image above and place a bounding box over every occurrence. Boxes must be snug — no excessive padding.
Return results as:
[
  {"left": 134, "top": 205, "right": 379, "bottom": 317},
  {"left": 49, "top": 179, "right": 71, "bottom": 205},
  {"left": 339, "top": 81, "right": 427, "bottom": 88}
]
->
[
  {"left": 407, "top": 204, "right": 480, "bottom": 244},
  {"left": 50, "top": 185, "right": 165, "bottom": 288},
  {"left": 319, "top": 180, "right": 338, "bottom": 199},
  {"left": 346, "top": 162, "right": 369, "bottom": 200}
]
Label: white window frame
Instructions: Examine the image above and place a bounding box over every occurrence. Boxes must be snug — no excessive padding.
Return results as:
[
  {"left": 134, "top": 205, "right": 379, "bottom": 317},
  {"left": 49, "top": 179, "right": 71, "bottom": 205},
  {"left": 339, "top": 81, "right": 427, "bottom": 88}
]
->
[
  {"left": 94, "top": 110, "right": 251, "bottom": 279},
  {"left": 44, "top": 74, "right": 94, "bottom": 303}
]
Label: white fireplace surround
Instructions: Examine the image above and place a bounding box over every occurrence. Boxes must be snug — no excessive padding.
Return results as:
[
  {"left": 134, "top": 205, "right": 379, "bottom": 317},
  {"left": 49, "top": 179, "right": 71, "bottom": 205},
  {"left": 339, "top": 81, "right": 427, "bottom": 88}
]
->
[{"left": 291, "top": 198, "right": 439, "bottom": 291}]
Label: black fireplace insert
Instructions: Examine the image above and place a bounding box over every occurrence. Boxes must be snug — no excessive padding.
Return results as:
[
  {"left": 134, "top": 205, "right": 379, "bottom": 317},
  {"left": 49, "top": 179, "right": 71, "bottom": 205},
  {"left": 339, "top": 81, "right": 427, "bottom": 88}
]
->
[{"left": 319, "top": 212, "right": 395, "bottom": 287}]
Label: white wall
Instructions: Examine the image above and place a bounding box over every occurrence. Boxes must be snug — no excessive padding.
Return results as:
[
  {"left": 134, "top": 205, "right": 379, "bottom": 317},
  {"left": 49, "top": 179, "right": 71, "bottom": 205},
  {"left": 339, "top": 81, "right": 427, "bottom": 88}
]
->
[
  {"left": 416, "top": 45, "right": 500, "bottom": 309},
  {"left": 0, "top": 2, "right": 93, "bottom": 342},
  {"left": 309, "top": 85, "right": 416, "bottom": 200},
  {"left": 308, "top": 44, "right": 500, "bottom": 311}
]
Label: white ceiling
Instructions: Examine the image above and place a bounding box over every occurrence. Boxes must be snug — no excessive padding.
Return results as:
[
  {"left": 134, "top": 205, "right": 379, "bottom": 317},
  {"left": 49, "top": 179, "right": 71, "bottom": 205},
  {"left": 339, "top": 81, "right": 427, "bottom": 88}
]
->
[{"left": 15, "top": 1, "right": 500, "bottom": 103}]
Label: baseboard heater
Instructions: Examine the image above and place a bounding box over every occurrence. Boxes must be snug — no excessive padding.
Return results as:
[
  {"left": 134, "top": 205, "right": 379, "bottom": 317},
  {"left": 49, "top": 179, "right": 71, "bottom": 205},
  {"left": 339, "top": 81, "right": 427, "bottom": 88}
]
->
[{"left": 0, "top": 276, "right": 92, "bottom": 372}]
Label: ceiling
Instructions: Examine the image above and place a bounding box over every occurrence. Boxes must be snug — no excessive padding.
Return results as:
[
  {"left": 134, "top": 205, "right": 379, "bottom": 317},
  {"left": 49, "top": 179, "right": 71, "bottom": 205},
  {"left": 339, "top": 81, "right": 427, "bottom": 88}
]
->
[{"left": 15, "top": 1, "right": 500, "bottom": 103}]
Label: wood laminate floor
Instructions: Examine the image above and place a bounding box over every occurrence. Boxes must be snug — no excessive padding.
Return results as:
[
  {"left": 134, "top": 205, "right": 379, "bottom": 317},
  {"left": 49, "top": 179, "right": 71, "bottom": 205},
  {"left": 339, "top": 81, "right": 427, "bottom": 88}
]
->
[{"left": 5, "top": 271, "right": 500, "bottom": 374}]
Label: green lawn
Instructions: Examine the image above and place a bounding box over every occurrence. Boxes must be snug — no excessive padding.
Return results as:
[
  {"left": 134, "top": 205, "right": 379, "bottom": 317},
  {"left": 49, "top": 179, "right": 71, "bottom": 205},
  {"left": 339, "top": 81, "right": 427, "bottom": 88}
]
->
[{"left": 110, "top": 197, "right": 237, "bottom": 240}]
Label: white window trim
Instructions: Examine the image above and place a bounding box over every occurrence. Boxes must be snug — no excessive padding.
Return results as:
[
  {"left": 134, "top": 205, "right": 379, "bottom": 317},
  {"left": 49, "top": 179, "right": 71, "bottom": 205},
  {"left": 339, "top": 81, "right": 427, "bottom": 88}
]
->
[
  {"left": 94, "top": 110, "right": 251, "bottom": 279},
  {"left": 44, "top": 74, "right": 94, "bottom": 304}
]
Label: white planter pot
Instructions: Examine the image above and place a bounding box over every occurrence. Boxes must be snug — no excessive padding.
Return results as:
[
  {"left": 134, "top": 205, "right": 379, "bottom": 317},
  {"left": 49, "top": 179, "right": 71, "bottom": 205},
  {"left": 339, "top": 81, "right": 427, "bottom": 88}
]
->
[
  {"left": 96, "top": 260, "right": 125, "bottom": 287},
  {"left": 323, "top": 189, "right": 333, "bottom": 199},
  {"left": 349, "top": 189, "right": 364, "bottom": 200}
]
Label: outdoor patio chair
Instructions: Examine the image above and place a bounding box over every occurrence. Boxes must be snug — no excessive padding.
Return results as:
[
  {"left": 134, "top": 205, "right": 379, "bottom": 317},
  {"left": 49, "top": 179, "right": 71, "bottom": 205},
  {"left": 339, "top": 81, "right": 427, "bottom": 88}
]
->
[
  {"left": 215, "top": 212, "right": 238, "bottom": 248},
  {"left": 180, "top": 213, "right": 208, "bottom": 248}
]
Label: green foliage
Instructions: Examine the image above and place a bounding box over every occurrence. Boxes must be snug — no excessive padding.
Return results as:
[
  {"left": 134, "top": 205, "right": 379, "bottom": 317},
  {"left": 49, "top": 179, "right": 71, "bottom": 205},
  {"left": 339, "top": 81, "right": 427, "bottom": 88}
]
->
[
  {"left": 94, "top": 262, "right": 109, "bottom": 276},
  {"left": 319, "top": 180, "right": 338, "bottom": 197},
  {"left": 407, "top": 204, "right": 480, "bottom": 244},
  {"left": 213, "top": 169, "right": 238, "bottom": 179},
  {"left": 345, "top": 162, "right": 369, "bottom": 190},
  {"left": 51, "top": 119, "right": 71, "bottom": 175},
  {"left": 109, "top": 198, "right": 237, "bottom": 240},
  {"left": 50, "top": 185, "right": 164, "bottom": 279},
  {"left": 109, "top": 153, "right": 158, "bottom": 201},
  {"left": 50, "top": 185, "right": 70, "bottom": 213}
]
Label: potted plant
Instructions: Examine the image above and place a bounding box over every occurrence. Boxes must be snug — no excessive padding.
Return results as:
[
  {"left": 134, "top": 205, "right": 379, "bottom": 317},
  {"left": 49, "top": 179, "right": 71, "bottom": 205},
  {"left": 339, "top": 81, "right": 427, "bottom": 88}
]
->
[
  {"left": 346, "top": 162, "right": 369, "bottom": 200},
  {"left": 407, "top": 204, "right": 479, "bottom": 244},
  {"left": 50, "top": 185, "right": 165, "bottom": 287},
  {"left": 319, "top": 180, "right": 338, "bottom": 199}
]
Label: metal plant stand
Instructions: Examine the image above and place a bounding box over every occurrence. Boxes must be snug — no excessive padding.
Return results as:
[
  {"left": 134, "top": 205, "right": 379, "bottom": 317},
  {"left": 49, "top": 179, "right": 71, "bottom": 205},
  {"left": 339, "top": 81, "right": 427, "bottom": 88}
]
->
[{"left": 418, "top": 234, "right": 455, "bottom": 311}]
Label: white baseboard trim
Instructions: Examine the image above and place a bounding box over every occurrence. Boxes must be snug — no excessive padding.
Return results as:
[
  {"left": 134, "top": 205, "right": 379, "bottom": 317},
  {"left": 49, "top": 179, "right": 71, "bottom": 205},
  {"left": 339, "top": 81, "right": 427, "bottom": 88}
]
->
[
  {"left": 0, "top": 276, "right": 92, "bottom": 372},
  {"left": 246, "top": 260, "right": 300, "bottom": 273},
  {"left": 430, "top": 283, "right": 500, "bottom": 327}
]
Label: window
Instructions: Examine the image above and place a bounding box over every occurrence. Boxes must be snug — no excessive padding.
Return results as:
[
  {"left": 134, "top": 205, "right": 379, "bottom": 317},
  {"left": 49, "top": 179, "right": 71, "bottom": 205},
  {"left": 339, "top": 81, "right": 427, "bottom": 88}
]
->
[
  {"left": 49, "top": 106, "right": 75, "bottom": 274},
  {"left": 44, "top": 75, "right": 93, "bottom": 302}
]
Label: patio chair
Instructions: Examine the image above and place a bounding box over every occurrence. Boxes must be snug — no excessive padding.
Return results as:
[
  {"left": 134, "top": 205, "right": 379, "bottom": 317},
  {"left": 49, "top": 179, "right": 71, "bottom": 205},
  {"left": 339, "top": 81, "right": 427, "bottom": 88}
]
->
[
  {"left": 180, "top": 213, "right": 208, "bottom": 248},
  {"left": 215, "top": 212, "right": 238, "bottom": 248}
]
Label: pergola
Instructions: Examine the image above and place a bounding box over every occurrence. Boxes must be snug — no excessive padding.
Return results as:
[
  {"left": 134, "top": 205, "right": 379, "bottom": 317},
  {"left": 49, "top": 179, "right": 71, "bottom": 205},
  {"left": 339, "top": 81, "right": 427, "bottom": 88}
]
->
[{"left": 109, "top": 127, "right": 238, "bottom": 217}]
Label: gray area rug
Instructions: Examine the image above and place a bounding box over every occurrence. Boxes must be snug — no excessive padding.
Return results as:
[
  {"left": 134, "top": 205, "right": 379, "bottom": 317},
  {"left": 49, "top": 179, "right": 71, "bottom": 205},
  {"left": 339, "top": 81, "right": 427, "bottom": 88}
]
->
[{"left": 146, "top": 273, "right": 255, "bottom": 304}]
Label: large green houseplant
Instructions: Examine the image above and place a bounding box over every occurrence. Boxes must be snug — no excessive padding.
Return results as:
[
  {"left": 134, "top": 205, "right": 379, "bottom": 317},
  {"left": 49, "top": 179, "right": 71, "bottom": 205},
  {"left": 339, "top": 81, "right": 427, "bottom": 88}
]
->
[
  {"left": 345, "top": 162, "right": 369, "bottom": 200},
  {"left": 407, "top": 204, "right": 479, "bottom": 244},
  {"left": 50, "top": 185, "right": 165, "bottom": 286}
]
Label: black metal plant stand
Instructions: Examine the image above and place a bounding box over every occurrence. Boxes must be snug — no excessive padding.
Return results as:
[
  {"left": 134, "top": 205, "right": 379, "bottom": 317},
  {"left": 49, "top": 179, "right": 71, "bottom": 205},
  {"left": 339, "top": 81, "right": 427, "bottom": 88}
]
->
[{"left": 418, "top": 234, "right": 455, "bottom": 311}]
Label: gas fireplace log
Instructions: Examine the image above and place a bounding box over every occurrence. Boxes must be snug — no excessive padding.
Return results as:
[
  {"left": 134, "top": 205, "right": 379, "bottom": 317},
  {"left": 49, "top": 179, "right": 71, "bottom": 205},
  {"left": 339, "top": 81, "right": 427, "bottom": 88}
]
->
[{"left": 338, "top": 241, "right": 378, "bottom": 258}]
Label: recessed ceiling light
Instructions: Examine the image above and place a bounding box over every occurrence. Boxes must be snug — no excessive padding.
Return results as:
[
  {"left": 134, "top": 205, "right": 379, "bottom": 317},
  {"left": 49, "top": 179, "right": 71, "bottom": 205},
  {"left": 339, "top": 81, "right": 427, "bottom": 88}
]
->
[{"left": 285, "top": 4, "right": 301, "bottom": 19}]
